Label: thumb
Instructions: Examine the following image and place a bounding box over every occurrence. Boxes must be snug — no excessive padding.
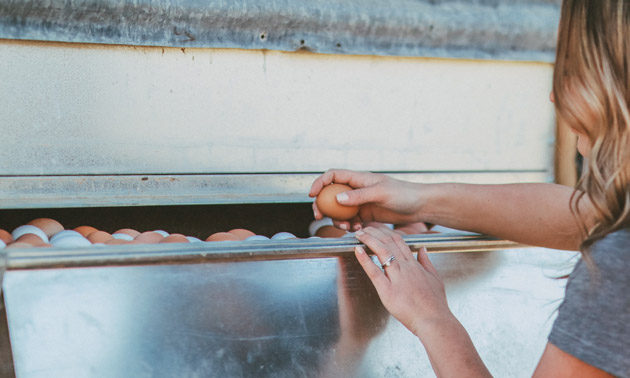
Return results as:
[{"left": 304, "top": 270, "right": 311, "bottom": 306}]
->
[{"left": 336, "top": 186, "right": 382, "bottom": 207}]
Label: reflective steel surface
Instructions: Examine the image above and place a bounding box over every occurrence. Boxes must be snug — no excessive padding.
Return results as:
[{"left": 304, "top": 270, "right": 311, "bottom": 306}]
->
[{"left": 2, "top": 242, "right": 576, "bottom": 378}]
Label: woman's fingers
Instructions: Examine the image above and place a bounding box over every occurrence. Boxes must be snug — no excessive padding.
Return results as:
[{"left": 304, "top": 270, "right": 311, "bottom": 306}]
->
[
  {"left": 416, "top": 246, "right": 439, "bottom": 277},
  {"left": 354, "top": 246, "right": 390, "bottom": 290},
  {"left": 309, "top": 169, "right": 357, "bottom": 197},
  {"left": 335, "top": 186, "right": 382, "bottom": 207},
  {"left": 312, "top": 201, "right": 322, "bottom": 220},
  {"left": 332, "top": 220, "right": 352, "bottom": 231},
  {"left": 357, "top": 226, "right": 413, "bottom": 262},
  {"left": 309, "top": 169, "right": 383, "bottom": 198},
  {"left": 379, "top": 227, "right": 416, "bottom": 262},
  {"left": 355, "top": 228, "right": 407, "bottom": 271}
]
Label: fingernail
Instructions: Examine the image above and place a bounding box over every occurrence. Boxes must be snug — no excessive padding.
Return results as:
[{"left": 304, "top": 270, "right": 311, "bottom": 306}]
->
[
  {"left": 339, "top": 223, "right": 349, "bottom": 231},
  {"left": 352, "top": 223, "right": 362, "bottom": 231},
  {"left": 355, "top": 246, "right": 365, "bottom": 254},
  {"left": 336, "top": 192, "right": 349, "bottom": 203}
]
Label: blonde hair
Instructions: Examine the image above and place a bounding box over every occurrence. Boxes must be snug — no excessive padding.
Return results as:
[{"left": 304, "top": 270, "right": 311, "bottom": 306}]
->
[{"left": 553, "top": 0, "right": 630, "bottom": 250}]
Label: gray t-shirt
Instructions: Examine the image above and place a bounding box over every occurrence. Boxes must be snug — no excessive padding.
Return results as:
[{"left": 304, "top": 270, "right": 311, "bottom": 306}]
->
[{"left": 548, "top": 228, "right": 630, "bottom": 377}]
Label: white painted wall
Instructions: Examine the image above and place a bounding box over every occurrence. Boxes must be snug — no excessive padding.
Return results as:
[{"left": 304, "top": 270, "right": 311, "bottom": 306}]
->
[{"left": 0, "top": 40, "right": 555, "bottom": 177}]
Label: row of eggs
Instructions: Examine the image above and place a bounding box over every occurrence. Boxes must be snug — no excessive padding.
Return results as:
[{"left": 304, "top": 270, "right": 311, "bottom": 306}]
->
[{"left": 0, "top": 218, "right": 360, "bottom": 250}]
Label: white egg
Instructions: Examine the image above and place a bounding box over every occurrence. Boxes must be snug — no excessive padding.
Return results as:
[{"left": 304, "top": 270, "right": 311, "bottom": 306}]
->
[
  {"left": 51, "top": 235, "right": 92, "bottom": 248},
  {"left": 153, "top": 230, "right": 169, "bottom": 237},
  {"left": 50, "top": 230, "right": 82, "bottom": 243},
  {"left": 245, "top": 235, "right": 270, "bottom": 241},
  {"left": 112, "top": 233, "right": 134, "bottom": 241},
  {"left": 0, "top": 240, "right": 5, "bottom": 249},
  {"left": 12, "top": 225, "right": 49, "bottom": 243},
  {"left": 271, "top": 232, "right": 296, "bottom": 240},
  {"left": 186, "top": 236, "right": 203, "bottom": 243}
]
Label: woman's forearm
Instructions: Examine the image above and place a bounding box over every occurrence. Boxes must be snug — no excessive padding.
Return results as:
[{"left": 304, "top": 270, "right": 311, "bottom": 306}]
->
[
  {"left": 419, "top": 315, "right": 492, "bottom": 378},
  {"left": 417, "top": 182, "right": 589, "bottom": 251}
]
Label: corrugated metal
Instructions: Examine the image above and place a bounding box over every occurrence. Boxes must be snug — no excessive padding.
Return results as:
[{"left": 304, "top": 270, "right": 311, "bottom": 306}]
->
[{"left": 0, "top": 0, "right": 560, "bottom": 61}]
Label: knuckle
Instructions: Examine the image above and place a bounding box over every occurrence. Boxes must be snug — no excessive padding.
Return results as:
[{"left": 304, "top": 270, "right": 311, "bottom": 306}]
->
[
  {"left": 390, "top": 232, "right": 404, "bottom": 244},
  {"left": 383, "top": 234, "right": 398, "bottom": 245}
]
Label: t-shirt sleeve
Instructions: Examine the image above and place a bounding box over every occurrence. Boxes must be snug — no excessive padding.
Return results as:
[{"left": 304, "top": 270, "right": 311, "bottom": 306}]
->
[{"left": 548, "top": 230, "right": 630, "bottom": 378}]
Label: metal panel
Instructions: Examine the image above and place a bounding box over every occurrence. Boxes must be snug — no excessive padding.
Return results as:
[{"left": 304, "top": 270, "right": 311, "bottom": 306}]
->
[
  {"left": 0, "top": 42, "right": 556, "bottom": 178},
  {"left": 0, "top": 0, "right": 560, "bottom": 61},
  {"left": 0, "top": 172, "right": 549, "bottom": 209},
  {"left": 2, "top": 242, "right": 577, "bottom": 377}
]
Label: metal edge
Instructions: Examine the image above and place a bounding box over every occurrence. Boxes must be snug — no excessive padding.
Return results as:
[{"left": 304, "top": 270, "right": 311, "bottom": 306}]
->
[
  {"left": 5, "top": 233, "right": 528, "bottom": 270},
  {"left": 0, "top": 172, "right": 549, "bottom": 209}
]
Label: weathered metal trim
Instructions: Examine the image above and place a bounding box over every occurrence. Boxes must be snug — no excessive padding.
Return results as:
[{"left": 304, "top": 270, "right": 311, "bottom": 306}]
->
[
  {"left": 0, "top": 172, "right": 549, "bottom": 209},
  {"left": 5, "top": 232, "right": 527, "bottom": 270},
  {"left": 0, "top": 0, "right": 560, "bottom": 61}
]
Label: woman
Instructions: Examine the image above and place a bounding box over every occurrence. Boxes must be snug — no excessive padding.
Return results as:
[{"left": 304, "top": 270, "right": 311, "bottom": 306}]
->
[{"left": 309, "top": 0, "right": 630, "bottom": 376}]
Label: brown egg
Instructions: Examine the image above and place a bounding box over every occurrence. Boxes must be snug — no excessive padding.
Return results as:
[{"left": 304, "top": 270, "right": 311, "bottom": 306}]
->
[
  {"left": 27, "top": 218, "right": 64, "bottom": 238},
  {"left": 105, "top": 239, "right": 131, "bottom": 245},
  {"left": 316, "top": 184, "right": 359, "bottom": 221},
  {"left": 87, "top": 231, "right": 114, "bottom": 244},
  {"left": 15, "top": 233, "right": 48, "bottom": 247},
  {"left": 206, "top": 232, "right": 240, "bottom": 242},
  {"left": 74, "top": 226, "right": 98, "bottom": 238},
  {"left": 114, "top": 228, "right": 140, "bottom": 238},
  {"left": 228, "top": 228, "right": 256, "bottom": 240},
  {"left": 134, "top": 231, "right": 165, "bottom": 244},
  {"left": 159, "top": 234, "right": 190, "bottom": 244},
  {"left": 0, "top": 229, "right": 13, "bottom": 244},
  {"left": 6, "top": 242, "right": 34, "bottom": 249},
  {"left": 315, "top": 225, "right": 347, "bottom": 238}
]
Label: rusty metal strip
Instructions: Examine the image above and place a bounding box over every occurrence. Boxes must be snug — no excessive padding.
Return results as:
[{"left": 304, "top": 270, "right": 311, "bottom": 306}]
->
[{"left": 0, "top": 0, "right": 560, "bottom": 61}]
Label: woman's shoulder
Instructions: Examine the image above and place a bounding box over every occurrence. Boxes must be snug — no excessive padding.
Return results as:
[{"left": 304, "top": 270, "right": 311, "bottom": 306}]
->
[
  {"left": 588, "top": 228, "right": 630, "bottom": 273},
  {"left": 548, "top": 228, "right": 630, "bottom": 377},
  {"left": 592, "top": 227, "right": 630, "bottom": 244}
]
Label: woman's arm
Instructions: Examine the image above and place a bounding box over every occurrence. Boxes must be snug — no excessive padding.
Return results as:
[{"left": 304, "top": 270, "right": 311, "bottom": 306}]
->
[
  {"left": 353, "top": 226, "right": 614, "bottom": 378},
  {"left": 533, "top": 343, "right": 615, "bottom": 378},
  {"left": 418, "top": 182, "right": 589, "bottom": 251},
  {"left": 353, "top": 226, "right": 492, "bottom": 377},
  {"left": 310, "top": 170, "right": 592, "bottom": 250}
]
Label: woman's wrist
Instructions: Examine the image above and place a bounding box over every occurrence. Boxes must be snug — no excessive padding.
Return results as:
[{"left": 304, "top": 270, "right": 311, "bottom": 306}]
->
[
  {"left": 411, "top": 182, "right": 441, "bottom": 225},
  {"left": 412, "top": 310, "right": 459, "bottom": 341},
  {"left": 416, "top": 313, "right": 492, "bottom": 377}
]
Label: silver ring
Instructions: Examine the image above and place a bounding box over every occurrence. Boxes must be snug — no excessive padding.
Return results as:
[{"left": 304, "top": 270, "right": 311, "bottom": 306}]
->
[{"left": 382, "top": 255, "right": 396, "bottom": 268}]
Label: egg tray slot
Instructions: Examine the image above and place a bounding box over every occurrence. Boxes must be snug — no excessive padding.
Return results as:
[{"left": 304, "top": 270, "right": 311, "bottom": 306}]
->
[{"left": 0, "top": 203, "right": 316, "bottom": 240}]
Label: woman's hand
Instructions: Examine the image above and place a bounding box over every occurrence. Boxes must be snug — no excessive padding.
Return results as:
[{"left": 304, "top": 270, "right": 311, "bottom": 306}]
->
[
  {"left": 309, "top": 169, "right": 424, "bottom": 231},
  {"left": 353, "top": 226, "right": 492, "bottom": 377},
  {"left": 353, "top": 226, "right": 452, "bottom": 337}
]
